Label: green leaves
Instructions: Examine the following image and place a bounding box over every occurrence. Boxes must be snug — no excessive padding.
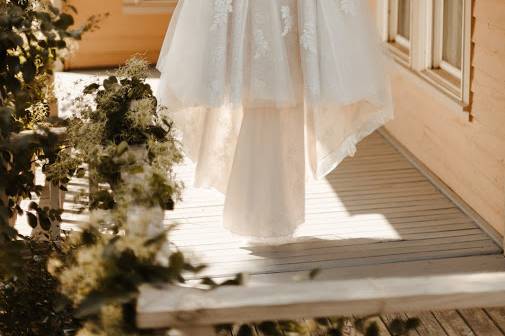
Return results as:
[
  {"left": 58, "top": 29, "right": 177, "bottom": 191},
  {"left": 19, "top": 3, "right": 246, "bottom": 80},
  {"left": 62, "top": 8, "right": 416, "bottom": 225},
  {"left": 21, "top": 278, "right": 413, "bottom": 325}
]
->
[
  {"left": 258, "top": 322, "right": 283, "bottom": 336},
  {"left": 389, "top": 317, "right": 420, "bottom": 336},
  {"left": 4, "top": 76, "right": 20, "bottom": 94},
  {"left": 0, "top": 3, "right": 109, "bottom": 334},
  {"left": 54, "top": 13, "right": 74, "bottom": 29},
  {"left": 38, "top": 210, "right": 51, "bottom": 231},
  {"left": 83, "top": 82, "right": 100, "bottom": 94},
  {"left": 75, "top": 288, "right": 138, "bottom": 319},
  {"left": 0, "top": 0, "right": 99, "bottom": 133},
  {"left": 0, "top": 240, "right": 78, "bottom": 336},
  {"left": 116, "top": 141, "right": 129, "bottom": 156},
  {"left": 0, "top": 31, "right": 24, "bottom": 49},
  {"left": 365, "top": 322, "right": 381, "bottom": 336},
  {"left": 220, "top": 273, "right": 245, "bottom": 287},
  {"left": 75, "top": 167, "right": 86, "bottom": 178},
  {"left": 0, "top": 0, "right": 95, "bottom": 158},
  {"left": 0, "top": 15, "right": 10, "bottom": 28},
  {"left": 169, "top": 251, "right": 185, "bottom": 273},
  {"left": 22, "top": 60, "right": 36, "bottom": 83},
  {"left": 27, "top": 212, "right": 37, "bottom": 229},
  {"left": 309, "top": 268, "right": 321, "bottom": 280},
  {"left": 103, "top": 75, "right": 118, "bottom": 90},
  {"left": 237, "top": 324, "right": 254, "bottom": 336}
]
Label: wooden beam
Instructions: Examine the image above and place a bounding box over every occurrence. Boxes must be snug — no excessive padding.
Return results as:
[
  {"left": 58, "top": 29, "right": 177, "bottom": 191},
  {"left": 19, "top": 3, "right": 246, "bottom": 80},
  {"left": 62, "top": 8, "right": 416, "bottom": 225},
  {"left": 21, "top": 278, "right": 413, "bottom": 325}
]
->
[{"left": 137, "top": 272, "right": 505, "bottom": 330}]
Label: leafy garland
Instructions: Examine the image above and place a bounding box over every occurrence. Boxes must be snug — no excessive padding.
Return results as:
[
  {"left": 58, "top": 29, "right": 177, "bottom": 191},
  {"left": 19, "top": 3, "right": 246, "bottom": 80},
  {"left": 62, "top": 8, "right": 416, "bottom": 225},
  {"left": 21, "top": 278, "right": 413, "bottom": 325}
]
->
[
  {"left": 0, "top": 0, "right": 103, "bottom": 133},
  {"left": 45, "top": 58, "right": 184, "bottom": 214},
  {"left": 45, "top": 59, "right": 241, "bottom": 336},
  {"left": 0, "top": 0, "right": 100, "bottom": 275},
  {"left": 0, "top": 1, "right": 102, "bottom": 335}
]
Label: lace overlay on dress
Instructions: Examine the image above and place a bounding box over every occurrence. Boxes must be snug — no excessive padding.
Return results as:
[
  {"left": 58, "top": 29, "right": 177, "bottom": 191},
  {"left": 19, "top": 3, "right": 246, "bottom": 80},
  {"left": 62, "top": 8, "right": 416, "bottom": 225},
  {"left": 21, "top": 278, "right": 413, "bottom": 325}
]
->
[
  {"left": 211, "top": 0, "right": 233, "bottom": 31},
  {"left": 155, "top": 0, "right": 394, "bottom": 241}
]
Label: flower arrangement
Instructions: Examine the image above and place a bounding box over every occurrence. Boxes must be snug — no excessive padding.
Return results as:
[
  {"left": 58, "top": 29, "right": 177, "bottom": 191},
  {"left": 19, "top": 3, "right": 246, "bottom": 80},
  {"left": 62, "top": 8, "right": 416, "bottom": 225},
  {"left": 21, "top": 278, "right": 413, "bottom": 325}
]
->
[
  {"left": 0, "top": 0, "right": 103, "bottom": 132},
  {"left": 41, "top": 59, "right": 228, "bottom": 335},
  {"left": 46, "top": 58, "right": 183, "bottom": 215},
  {"left": 0, "top": 1, "right": 104, "bottom": 334},
  {"left": 0, "top": 0, "right": 101, "bottom": 270}
]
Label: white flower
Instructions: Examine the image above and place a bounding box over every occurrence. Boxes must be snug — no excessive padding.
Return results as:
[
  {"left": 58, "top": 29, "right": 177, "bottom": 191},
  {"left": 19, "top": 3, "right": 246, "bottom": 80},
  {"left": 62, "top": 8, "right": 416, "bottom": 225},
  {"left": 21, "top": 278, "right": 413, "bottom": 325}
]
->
[
  {"left": 127, "top": 98, "right": 156, "bottom": 129},
  {"left": 126, "top": 205, "right": 165, "bottom": 239}
]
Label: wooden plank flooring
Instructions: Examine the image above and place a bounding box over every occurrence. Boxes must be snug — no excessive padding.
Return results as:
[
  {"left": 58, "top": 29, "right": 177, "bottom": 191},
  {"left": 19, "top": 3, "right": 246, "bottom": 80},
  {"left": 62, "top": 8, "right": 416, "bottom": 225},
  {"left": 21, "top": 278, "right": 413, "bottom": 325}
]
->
[
  {"left": 211, "top": 308, "right": 505, "bottom": 336},
  {"left": 148, "top": 130, "right": 505, "bottom": 336},
  {"left": 142, "top": 132, "right": 503, "bottom": 282},
  {"left": 56, "top": 131, "right": 505, "bottom": 336},
  {"left": 50, "top": 72, "right": 505, "bottom": 336},
  {"left": 379, "top": 309, "right": 505, "bottom": 336}
]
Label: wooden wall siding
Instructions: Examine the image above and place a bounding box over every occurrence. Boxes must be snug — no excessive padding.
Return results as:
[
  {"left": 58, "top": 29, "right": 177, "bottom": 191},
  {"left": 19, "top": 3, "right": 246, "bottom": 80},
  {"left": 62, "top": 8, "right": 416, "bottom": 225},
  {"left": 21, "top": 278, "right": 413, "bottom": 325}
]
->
[
  {"left": 382, "top": 0, "right": 505, "bottom": 235},
  {"left": 65, "top": 0, "right": 172, "bottom": 69}
]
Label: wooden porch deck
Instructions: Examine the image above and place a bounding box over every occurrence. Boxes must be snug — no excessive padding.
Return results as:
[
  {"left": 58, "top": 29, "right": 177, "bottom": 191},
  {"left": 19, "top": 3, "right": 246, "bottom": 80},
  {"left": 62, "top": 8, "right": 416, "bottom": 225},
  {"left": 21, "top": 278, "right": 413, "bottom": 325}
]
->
[
  {"left": 53, "top": 72, "right": 505, "bottom": 335},
  {"left": 133, "top": 131, "right": 505, "bottom": 335},
  {"left": 156, "top": 131, "right": 503, "bottom": 282},
  {"left": 134, "top": 130, "right": 505, "bottom": 336}
]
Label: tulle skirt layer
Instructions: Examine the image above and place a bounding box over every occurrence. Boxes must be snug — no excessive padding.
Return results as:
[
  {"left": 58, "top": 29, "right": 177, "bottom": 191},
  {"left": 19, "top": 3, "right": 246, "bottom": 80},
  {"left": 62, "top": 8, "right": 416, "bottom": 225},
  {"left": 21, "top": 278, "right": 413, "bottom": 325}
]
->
[{"left": 156, "top": 0, "right": 394, "bottom": 240}]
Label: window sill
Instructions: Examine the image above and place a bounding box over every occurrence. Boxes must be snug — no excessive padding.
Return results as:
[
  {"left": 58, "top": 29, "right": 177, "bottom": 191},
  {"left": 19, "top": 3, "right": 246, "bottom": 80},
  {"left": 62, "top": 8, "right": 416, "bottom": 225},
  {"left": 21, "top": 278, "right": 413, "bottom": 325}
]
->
[
  {"left": 387, "top": 42, "right": 410, "bottom": 67},
  {"left": 387, "top": 54, "right": 469, "bottom": 116},
  {"left": 420, "top": 69, "right": 462, "bottom": 102}
]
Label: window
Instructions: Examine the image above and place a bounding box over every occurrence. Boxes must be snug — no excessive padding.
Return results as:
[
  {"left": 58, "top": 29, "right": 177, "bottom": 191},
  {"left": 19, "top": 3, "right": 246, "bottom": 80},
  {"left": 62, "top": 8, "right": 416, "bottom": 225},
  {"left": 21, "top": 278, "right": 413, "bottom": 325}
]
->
[
  {"left": 388, "top": 0, "right": 412, "bottom": 58},
  {"left": 379, "top": 0, "right": 472, "bottom": 106},
  {"left": 431, "top": 0, "right": 464, "bottom": 82}
]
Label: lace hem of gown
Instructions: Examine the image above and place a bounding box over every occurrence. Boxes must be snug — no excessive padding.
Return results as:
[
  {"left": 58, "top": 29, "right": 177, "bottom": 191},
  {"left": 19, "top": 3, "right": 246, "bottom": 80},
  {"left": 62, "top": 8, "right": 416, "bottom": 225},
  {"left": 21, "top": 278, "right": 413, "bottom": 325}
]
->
[
  {"left": 315, "top": 106, "right": 394, "bottom": 179},
  {"left": 218, "top": 106, "right": 393, "bottom": 246},
  {"left": 155, "top": 0, "right": 394, "bottom": 243},
  {"left": 226, "top": 224, "right": 305, "bottom": 246}
]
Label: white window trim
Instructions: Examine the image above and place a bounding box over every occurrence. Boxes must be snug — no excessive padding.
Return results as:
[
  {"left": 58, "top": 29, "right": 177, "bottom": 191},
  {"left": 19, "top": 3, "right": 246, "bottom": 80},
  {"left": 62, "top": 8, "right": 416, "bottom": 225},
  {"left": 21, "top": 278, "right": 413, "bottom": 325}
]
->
[
  {"left": 388, "top": 0, "right": 412, "bottom": 49},
  {"left": 123, "top": 0, "right": 178, "bottom": 15},
  {"left": 430, "top": 0, "right": 465, "bottom": 82},
  {"left": 385, "top": 0, "right": 413, "bottom": 66},
  {"left": 377, "top": 0, "right": 472, "bottom": 110}
]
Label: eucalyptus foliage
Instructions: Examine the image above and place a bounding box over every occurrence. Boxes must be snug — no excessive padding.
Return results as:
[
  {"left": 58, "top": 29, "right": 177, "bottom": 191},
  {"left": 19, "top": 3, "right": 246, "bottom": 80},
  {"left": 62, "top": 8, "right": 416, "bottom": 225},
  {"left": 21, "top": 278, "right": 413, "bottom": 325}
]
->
[
  {"left": 46, "top": 58, "right": 184, "bottom": 215},
  {"left": 0, "top": 0, "right": 98, "bottom": 274},
  {"left": 0, "top": 241, "right": 77, "bottom": 336},
  {"left": 0, "top": 1, "right": 101, "bottom": 335},
  {"left": 0, "top": 0, "right": 102, "bottom": 133}
]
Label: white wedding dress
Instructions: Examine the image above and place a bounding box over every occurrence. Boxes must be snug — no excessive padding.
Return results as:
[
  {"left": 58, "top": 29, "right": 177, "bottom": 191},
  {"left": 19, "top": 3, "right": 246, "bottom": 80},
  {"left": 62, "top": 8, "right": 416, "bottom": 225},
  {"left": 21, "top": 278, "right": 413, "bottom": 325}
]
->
[{"left": 156, "top": 0, "right": 393, "bottom": 242}]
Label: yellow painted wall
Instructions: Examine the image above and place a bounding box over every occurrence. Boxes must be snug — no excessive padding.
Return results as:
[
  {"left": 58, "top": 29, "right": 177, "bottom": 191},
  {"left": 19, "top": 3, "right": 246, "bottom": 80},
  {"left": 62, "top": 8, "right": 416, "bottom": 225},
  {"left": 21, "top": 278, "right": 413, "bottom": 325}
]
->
[
  {"left": 66, "top": 0, "right": 172, "bottom": 69},
  {"left": 383, "top": 0, "right": 505, "bottom": 235}
]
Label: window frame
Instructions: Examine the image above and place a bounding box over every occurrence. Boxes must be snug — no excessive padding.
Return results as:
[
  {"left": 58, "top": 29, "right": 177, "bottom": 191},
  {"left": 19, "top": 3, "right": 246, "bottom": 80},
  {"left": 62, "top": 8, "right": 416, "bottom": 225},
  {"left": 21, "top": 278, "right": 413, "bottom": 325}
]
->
[
  {"left": 387, "top": 0, "right": 413, "bottom": 63},
  {"left": 378, "top": 0, "right": 472, "bottom": 108}
]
